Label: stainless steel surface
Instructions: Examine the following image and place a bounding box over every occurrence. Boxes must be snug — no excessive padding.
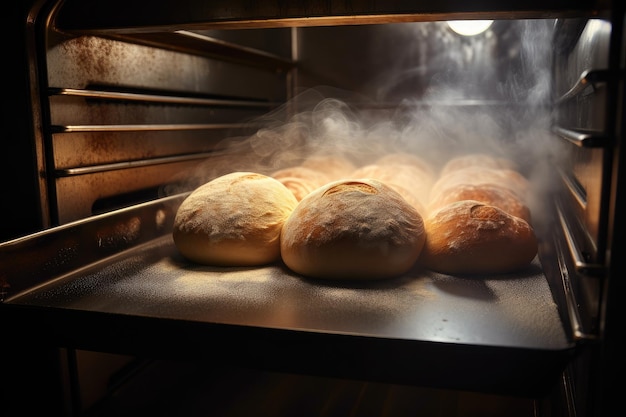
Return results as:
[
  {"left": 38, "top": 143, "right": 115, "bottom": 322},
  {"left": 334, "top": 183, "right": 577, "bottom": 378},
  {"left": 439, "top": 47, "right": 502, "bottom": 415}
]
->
[
  {"left": 53, "top": 0, "right": 608, "bottom": 32},
  {"left": 1, "top": 197, "right": 572, "bottom": 397},
  {"left": 42, "top": 26, "right": 292, "bottom": 224},
  {"left": 9, "top": 238, "right": 567, "bottom": 351},
  {"left": 51, "top": 87, "right": 283, "bottom": 107},
  {"left": 3, "top": 1, "right": 625, "bottom": 415}
]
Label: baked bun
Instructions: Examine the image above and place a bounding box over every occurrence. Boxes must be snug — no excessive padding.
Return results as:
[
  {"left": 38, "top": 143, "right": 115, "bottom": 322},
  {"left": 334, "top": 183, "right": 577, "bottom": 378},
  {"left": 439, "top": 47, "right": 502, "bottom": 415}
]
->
[
  {"left": 173, "top": 172, "right": 299, "bottom": 266},
  {"left": 280, "top": 179, "right": 426, "bottom": 280},
  {"left": 428, "top": 183, "right": 532, "bottom": 223},
  {"left": 419, "top": 200, "right": 538, "bottom": 275},
  {"left": 430, "top": 166, "right": 530, "bottom": 202},
  {"left": 270, "top": 166, "right": 330, "bottom": 201},
  {"left": 300, "top": 153, "right": 357, "bottom": 181},
  {"left": 440, "top": 153, "right": 517, "bottom": 177},
  {"left": 351, "top": 163, "right": 434, "bottom": 209}
]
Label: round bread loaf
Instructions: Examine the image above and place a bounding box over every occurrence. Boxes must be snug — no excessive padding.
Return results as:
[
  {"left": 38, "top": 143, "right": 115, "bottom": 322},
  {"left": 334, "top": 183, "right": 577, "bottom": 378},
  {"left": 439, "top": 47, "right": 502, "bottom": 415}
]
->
[
  {"left": 428, "top": 183, "right": 532, "bottom": 223},
  {"left": 430, "top": 166, "right": 530, "bottom": 202},
  {"left": 439, "top": 153, "right": 517, "bottom": 177},
  {"left": 418, "top": 200, "right": 538, "bottom": 275},
  {"left": 270, "top": 166, "right": 330, "bottom": 201},
  {"left": 351, "top": 163, "right": 434, "bottom": 209},
  {"left": 280, "top": 179, "right": 426, "bottom": 280},
  {"left": 173, "top": 172, "right": 299, "bottom": 266}
]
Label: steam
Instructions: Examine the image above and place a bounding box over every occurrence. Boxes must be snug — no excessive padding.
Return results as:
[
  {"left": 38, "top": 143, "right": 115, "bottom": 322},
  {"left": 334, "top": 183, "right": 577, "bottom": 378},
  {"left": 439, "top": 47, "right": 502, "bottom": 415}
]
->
[{"left": 169, "top": 18, "right": 564, "bottom": 220}]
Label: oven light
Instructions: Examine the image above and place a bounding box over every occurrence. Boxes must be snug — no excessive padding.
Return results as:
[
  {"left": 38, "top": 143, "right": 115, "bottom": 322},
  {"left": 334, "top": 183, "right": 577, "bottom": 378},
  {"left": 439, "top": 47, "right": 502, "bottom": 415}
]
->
[{"left": 447, "top": 20, "right": 494, "bottom": 36}]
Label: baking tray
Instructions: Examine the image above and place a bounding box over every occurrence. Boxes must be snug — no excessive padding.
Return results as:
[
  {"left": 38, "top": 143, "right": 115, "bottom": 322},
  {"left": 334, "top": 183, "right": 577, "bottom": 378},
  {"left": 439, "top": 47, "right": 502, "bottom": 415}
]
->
[{"left": 0, "top": 194, "right": 574, "bottom": 398}]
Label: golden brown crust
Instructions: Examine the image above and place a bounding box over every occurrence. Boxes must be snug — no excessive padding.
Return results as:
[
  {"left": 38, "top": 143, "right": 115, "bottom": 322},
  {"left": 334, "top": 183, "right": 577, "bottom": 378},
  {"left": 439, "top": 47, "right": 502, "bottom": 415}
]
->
[
  {"left": 418, "top": 200, "right": 538, "bottom": 275},
  {"left": 280, "top": 178, "right": 426, "bottom": 280},
  {"left": 173, "top": 172, "right": 299, "bottom": 266},
  {"left": 428, "top": 183, "right": 532, "bottom": 223}
]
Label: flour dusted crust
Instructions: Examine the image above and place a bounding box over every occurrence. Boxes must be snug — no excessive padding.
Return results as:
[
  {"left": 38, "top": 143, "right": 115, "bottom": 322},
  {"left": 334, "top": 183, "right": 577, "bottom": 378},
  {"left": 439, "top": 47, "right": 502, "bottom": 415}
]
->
[
  {"left": 270, "top": 166, "right": 330, "bottom": 201},
  {"left": 280, "top": 179, "right": 426, "bottom": 280},
  {"left": 418, "top": 200, "right": 538, "bottom": 275},
  {"left": 428, "top": 183, "right": 532, "bottom": 223},
  {"left": 430, "top": 166, "right": 530, "bottom": 202},
  {"left": 173, "top": 172, "right": 299, "bottom": 266},
  {"left": 351, "top": 163, "right": 434, "bottom": 210}
]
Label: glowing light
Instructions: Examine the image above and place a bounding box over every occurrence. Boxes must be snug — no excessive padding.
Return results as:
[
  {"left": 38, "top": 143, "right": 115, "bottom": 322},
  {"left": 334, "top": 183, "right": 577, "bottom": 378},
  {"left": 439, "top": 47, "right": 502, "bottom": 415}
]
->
[{"left": 447, "top": 20, "right": 494, "bottom": 36}]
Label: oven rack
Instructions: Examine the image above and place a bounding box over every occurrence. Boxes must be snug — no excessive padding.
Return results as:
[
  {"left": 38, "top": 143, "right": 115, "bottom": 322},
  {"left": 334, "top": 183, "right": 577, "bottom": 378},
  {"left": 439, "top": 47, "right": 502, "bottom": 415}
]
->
[
  {"left": 0, "top": 194, "right": 574, "bottom": 398},
  {"left": 546, "top": 61, "right": 614, "bottom": 344}
]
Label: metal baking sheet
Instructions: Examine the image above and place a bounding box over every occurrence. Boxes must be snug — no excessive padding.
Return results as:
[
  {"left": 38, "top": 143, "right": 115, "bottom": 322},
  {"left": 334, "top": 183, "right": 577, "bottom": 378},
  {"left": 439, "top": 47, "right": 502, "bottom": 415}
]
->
[{"left": 0, "top": 195, "right": 574, "bottom": 397}]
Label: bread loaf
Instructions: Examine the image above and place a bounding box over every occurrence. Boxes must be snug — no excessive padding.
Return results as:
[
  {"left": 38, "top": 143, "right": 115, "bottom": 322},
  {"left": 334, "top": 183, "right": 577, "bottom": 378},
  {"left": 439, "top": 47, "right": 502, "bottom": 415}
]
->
[
  {"left": 428, "top": 183, "right": 532, "bottom": 223},
  {"left": 418, "top": 200, "right": 538, "bottom": 275},
  {"left": 173, "top": 172, "right": 299, "bottom": 266},
  {"left": 430, "top": 166, "right": 530, "bottom": 202},
  {"left": 280, "top": 179, "right": 426, "bottom": 280}
]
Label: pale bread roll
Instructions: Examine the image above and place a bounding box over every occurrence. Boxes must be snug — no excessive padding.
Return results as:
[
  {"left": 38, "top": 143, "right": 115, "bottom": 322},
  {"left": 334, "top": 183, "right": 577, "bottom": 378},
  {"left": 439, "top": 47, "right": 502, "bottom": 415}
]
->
[
  {"left": 419, "top": 200, "right": 538, "bottom": 275},
  {"left": 300, "top": 154, "right": 357, "bottom": 181},
  {"left": 428, "top": 183, "right": 532, "bottom": 223},
  {"left": 430, "top": 166, "right": 530, "bottom": 202},
  {"left": 173, "top": 172, "right": 299, "bottom": 266},
  {"left": 270, "top": 166, "right": 330, "bottom": 201},
  {"left": 280, "top": 179, "right": 426, "bottom": 280},
  {"left": 440, "top": 153, "right": 517, "bottom": 177},
  {"left": 351, "top": 163, "right": 434, "bottom": 210}
]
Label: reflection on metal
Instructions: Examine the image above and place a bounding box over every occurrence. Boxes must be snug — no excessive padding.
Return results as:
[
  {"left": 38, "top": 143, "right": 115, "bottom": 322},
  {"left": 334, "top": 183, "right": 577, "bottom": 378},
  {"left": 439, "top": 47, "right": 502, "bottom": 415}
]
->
[
  {"left": 556, "top": 201, "right": 604, "bottom": 276},
  {"left": 555, "top": 69, "right": 609, "bottom": 103},
  {"left": 553, "top": 126, "right": 607, "bottom": 147}
]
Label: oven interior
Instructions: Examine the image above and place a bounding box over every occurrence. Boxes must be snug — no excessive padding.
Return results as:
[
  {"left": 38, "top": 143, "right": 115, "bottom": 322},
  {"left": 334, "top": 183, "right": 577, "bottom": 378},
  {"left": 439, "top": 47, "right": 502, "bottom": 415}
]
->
[{"left": 3, "top": 1, "right": 624, "bottom": 416}]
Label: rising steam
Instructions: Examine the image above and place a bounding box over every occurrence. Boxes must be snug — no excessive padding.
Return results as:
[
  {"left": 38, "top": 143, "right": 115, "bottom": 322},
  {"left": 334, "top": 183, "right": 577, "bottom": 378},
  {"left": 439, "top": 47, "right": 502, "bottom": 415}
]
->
[{"left": 169, "top": 18, "right": 563, "bottom": 219}]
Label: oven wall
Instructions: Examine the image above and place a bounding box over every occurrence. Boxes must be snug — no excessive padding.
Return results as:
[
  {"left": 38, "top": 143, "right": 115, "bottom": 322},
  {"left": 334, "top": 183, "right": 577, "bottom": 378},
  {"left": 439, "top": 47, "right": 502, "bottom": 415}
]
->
[{"left": 4, "top": 1, "right": 622, "bottom": 416}]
